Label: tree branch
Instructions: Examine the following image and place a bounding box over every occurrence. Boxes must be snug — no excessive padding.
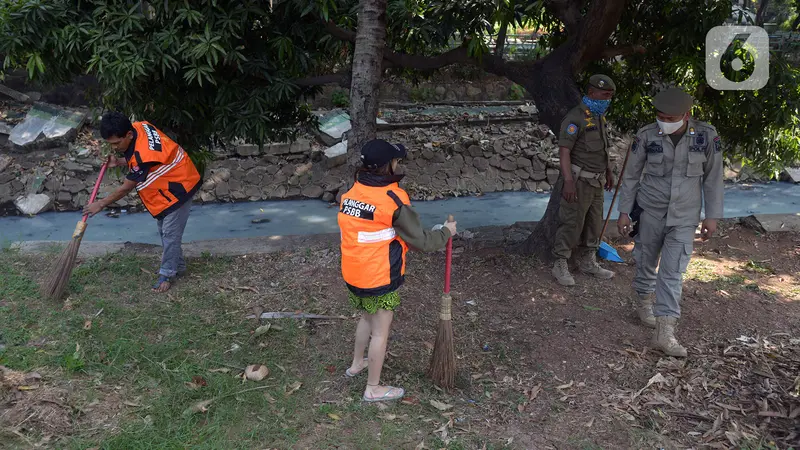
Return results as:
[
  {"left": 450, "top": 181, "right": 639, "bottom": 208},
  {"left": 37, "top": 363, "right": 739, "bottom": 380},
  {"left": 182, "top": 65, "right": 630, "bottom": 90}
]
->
[
  {"left": 543, "top": 0, "right": 582, "bottom": 34},
  {"left": 324, "top": 20, "right": 473, "bottom": 71},
  {"left": 383, "top": 46, "right": 472, "bottom": 71},
  {"left": 323, "top": 20, "right": 356, "bottom": 42},
  {"left": 293, "top": 72, "right": 351, "bottom": 88},
  {"left": 321, "top": 18, "right": 549, "bottom": 91},
  {"left": 573, "top": 0, "right": 628, "bottom": 68},
  {"left": 600, "top": 44, "right": 646, "bottom": 59}
]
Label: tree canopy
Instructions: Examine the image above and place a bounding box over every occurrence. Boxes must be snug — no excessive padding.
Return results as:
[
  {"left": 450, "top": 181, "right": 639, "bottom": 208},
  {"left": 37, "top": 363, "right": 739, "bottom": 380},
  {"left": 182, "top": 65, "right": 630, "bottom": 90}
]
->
[{"left": 1, "top": 0, "right": 799, "bottom": 176}]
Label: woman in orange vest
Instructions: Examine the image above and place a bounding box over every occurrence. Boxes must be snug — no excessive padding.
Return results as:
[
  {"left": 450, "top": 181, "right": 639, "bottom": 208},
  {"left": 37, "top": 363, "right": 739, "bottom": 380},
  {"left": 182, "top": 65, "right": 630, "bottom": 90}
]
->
[
  {"left": 83, "top": 112, "right": 202, "bottom": 293},
  {"left": 338, "top": 139, "right": 457, "bottom": 403}
]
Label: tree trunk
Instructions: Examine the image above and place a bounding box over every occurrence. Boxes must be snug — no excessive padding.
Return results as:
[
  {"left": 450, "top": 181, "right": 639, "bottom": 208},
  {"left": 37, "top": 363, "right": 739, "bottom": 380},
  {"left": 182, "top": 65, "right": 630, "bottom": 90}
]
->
[
  {"left": 515, "top": 52, "right": 582, "bottom": 261},
  {"left": 346, "top": 0, "right": 388, "bottom": 164},
  {"left": 756, "top": 0, "right": 770, "bottom": 25}
]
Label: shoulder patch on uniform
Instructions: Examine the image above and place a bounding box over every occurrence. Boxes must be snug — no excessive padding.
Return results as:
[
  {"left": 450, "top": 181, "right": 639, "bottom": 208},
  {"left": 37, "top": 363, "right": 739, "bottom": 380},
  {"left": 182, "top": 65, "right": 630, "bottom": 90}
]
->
[
  {"left": 141, "top": 123, "right": 163, "bottom": 152},
  {"left": 340, "top": 198, "right": 376, "bottom": 221},
  {"left": 631, "top": 136, "right": 641, "bottom": 154},
  {"left": 713, "top": 135, "right": 721, "bottom": 153},
  {"left": 566, "top": 123, "right": 578, "bottom": 135}
]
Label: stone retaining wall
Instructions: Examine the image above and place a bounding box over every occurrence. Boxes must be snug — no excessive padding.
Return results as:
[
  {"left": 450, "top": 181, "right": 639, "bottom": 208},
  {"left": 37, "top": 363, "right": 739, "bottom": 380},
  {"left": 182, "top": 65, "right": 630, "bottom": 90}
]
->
[{"left": 1, "top": 120, "right": 635, "bottom": 216}]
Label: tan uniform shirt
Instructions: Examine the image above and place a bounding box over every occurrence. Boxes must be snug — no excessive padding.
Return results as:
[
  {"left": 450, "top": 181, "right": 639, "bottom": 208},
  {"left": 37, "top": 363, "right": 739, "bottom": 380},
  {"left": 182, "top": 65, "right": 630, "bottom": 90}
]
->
[
  {"left": 557, "top": 102, "right": 610, "bottom": 174},
  {"left": 618, "top": 120, "right": 724, "bottom": 226}
]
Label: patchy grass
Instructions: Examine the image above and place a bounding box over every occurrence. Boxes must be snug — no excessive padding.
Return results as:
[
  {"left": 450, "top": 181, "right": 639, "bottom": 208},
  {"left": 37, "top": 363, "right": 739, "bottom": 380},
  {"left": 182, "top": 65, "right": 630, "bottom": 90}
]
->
[
  {"left": 0, "top": 250, "right": 488, "bottom": 449},
  {"left": 744, "top": 259, "right": 775, "bottom": 274},
  {"left": 686, "top": 258, "right": 718, "bottom": 283},
  {"left": 1, "top": 224, "right": 799, "bottom": 449}
]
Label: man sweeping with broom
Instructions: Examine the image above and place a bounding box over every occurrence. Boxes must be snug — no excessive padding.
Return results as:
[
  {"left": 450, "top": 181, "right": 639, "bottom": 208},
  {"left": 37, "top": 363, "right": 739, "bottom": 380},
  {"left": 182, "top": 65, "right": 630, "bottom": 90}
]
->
[
  {"left": 338, "top": 139, "right": 457, "bottom": 403},
  {"left": 83, "top": 112, "right": 202, "bottom": 293}
]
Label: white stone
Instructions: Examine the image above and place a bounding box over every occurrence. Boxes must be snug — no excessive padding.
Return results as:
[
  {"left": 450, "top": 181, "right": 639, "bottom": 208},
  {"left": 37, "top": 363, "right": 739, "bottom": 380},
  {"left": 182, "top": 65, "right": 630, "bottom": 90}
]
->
[
  {"left": 324, "top": 141, "right": 348, "bottom": 168},
  {"left": 14, "top": 193, "right": 53, "bottom": 215},
  {"left": 784, "top": 167, "right": 800, "bottom": 183}
]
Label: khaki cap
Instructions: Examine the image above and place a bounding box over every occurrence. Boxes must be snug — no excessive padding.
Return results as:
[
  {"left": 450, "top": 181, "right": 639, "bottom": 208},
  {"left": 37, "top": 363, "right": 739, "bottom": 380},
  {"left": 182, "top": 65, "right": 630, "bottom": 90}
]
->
[
  {"left": 652, "top": 87, "right": 694, "bottom": 115},
  {"left": 588, "top": 74, "right": 616, "bottom": 92}
]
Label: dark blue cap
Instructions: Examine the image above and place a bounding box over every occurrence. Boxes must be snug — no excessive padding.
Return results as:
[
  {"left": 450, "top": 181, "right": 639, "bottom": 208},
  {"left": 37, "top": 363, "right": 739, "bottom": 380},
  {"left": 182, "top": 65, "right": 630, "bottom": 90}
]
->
[{"left": 360, "top": 139, "right": 407, "bottom": 169}]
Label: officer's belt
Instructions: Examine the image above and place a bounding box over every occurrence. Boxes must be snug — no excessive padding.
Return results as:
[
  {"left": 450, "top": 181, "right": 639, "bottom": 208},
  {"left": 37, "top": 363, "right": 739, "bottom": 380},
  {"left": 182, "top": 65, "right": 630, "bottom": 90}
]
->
[{"left": 571, "top": 164, "right": 603, "bottom": 181}]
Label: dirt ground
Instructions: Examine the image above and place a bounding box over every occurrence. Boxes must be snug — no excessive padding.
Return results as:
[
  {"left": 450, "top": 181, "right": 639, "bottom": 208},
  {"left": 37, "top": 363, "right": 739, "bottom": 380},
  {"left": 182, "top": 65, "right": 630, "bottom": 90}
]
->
[{"left": 1, "top": 219, "right": 799, "bottom": 449}]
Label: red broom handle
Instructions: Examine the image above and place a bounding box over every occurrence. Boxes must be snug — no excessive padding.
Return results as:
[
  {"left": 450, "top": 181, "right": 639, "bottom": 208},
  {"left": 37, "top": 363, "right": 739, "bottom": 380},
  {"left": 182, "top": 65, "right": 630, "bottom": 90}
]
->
[
  {"left": 443, "top": 214, "right": 454, "bottom": 294},
  {"left": 444, "top": 237, "right": 452, "bottom": 294},
  {"left": 81, "top": 156, "right": 112, "bottom": 223}
]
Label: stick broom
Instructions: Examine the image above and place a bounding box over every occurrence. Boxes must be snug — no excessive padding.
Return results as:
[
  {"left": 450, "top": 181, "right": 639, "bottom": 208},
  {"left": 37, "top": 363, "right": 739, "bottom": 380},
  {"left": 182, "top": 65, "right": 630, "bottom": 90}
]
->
[
  {"left": 427, "top": 215, "right": 456, "bottom": 390},
  {"left": 40, "top": 156, "right": 111, "bottom": 301}
]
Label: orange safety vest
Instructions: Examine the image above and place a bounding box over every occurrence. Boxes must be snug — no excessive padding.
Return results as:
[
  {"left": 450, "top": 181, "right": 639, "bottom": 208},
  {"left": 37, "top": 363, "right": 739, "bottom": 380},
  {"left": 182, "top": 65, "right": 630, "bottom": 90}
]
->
[
  {"left": 338, "top": 181, "right": 410, "bottom": 297},
  {"left": 128, "top": 121, "right": 201, "bottom": 219}
]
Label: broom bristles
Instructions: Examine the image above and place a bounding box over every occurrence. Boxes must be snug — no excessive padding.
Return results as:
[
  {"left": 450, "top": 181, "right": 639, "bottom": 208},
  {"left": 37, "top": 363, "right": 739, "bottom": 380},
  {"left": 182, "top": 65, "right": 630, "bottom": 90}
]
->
[
  {"left": 40, "top": 221, "right": 86, "bottom": 301},
  {"left": 428, "top": 318, "right": 455, "bottom": 389},
  {"left": 428, "top": 293, "right": 456, "bottom": 389}
]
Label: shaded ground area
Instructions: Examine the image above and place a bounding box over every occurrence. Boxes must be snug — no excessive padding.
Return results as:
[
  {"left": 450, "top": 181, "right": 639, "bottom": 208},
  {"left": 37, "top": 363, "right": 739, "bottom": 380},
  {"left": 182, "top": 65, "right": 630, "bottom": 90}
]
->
[{"left": 1, "top": 221, "right": 798, "bottom": 449}]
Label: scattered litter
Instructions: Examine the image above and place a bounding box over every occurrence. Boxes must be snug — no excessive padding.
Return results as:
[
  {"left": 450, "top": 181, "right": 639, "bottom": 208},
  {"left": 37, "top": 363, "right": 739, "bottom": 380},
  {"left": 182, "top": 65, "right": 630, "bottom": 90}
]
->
[
  {"left": 244, "top": 364, "right": 270, "bottom": 381},
  {"left": 9, "top": 103, "right": 87, "bottom": 149}
]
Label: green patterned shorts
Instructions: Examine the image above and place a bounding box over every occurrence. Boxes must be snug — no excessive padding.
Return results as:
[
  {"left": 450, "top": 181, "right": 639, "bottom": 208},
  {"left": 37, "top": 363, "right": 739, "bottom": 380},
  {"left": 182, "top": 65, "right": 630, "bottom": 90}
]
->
[{"left": 348, "top": 291, "right": 401, "bottom": 314}]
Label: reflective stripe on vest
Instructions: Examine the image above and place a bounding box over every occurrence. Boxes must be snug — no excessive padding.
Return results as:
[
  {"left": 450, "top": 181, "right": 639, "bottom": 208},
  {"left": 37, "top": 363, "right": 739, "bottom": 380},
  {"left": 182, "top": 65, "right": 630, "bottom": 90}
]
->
[
  {"left": 338, "top": 182, "right": 410, "bottom": 297},
  {"left": 358, "top": 227, "right": 396, "bottom": 244},
  {"left": 136, "top": 147, "right": 186, "bottom": 191}
]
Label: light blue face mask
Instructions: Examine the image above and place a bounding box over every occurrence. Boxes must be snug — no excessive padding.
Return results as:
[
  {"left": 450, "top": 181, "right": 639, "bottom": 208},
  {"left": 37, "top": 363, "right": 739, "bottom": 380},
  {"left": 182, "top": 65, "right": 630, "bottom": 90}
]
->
[{"left": 582, "top": 96, "right": 611, "bottom": 116}]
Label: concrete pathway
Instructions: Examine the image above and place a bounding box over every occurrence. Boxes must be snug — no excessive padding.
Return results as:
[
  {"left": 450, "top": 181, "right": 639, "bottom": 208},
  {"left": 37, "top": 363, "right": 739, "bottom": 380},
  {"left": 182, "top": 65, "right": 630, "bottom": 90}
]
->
[{"left": 1, "top": 182, "right": 799, "bottom": 246}]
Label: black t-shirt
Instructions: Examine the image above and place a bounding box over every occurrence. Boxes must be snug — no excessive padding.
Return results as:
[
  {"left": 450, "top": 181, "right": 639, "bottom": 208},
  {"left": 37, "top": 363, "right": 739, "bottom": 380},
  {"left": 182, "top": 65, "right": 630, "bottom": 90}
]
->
[{"left": 123, "top": 130, "right": 157, "bottom": 183}]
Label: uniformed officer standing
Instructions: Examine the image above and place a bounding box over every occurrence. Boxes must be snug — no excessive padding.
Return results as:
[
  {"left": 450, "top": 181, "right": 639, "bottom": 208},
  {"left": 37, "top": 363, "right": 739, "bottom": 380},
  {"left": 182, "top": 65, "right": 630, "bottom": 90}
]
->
[
  {"left": 617, "top": 87, "right": 724, "bottom": 357},
  {"left": 551, "top": 74, "right": 616, "bottom": 286}
]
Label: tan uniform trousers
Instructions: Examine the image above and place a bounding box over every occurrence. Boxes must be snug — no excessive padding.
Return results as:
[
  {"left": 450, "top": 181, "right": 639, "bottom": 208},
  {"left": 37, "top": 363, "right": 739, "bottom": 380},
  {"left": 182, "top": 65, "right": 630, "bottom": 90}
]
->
[{"left": 552, "top": 176, "right": 604, "bottom": 260}]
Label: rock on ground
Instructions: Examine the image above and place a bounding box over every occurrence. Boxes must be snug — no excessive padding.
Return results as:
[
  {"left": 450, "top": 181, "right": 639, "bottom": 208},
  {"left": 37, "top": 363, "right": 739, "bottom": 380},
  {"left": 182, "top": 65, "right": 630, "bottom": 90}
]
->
[{"left": 14, "top": 193, "right": 52, "bottom": 215}]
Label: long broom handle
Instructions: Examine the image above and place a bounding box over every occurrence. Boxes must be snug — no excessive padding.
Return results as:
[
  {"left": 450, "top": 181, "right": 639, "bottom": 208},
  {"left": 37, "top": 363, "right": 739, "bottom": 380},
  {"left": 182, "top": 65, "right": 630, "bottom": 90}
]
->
[
  {"left": 81, "top": 156, "right": 112, "bottom": 223},
  {"left": 444, "top": 215, "right": 454, "bottom": 294},
  {"left": 599, "top": 140, "right": 632, "bottom": 242}
]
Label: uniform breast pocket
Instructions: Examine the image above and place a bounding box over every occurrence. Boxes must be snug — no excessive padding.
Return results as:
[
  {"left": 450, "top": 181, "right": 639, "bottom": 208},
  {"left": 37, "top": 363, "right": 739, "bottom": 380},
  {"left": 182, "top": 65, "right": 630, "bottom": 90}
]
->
[
  {"left": 686, "top": 151, "right": 707, "bottom": 177},
  {"left": 646, "top": 153, "right": 665, "bottom": 177},
  {"left": 584, "top": 130, "right": 604, "bottom": 151}
]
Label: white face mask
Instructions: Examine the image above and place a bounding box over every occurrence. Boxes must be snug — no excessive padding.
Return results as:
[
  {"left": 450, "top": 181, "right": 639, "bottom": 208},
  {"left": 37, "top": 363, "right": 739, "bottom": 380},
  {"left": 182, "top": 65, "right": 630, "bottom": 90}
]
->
[{"left": 657, "top": 118, "right": 685, "bottom": 135}]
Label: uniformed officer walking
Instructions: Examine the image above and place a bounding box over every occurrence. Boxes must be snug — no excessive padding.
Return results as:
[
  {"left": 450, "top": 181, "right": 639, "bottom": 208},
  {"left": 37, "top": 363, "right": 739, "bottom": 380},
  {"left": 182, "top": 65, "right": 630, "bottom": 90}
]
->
[
  {"left": 617, "top": 87, "right": 724, "bottom": 357},
  {"left": 551, "top": 74, "right": 616, "bottom": 286}
]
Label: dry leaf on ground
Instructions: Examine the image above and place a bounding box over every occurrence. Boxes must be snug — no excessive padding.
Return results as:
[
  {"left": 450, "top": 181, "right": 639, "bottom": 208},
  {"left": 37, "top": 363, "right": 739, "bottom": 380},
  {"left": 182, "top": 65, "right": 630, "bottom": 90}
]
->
[
  {"left": 430, "top": 399, "right": 453, "bottom": 411},
  {"left": 285, "top": 381, "right": 302, "bottom": 396},
  {"left": 182, "top": 399, "right": 214, "bottom": 416}
]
